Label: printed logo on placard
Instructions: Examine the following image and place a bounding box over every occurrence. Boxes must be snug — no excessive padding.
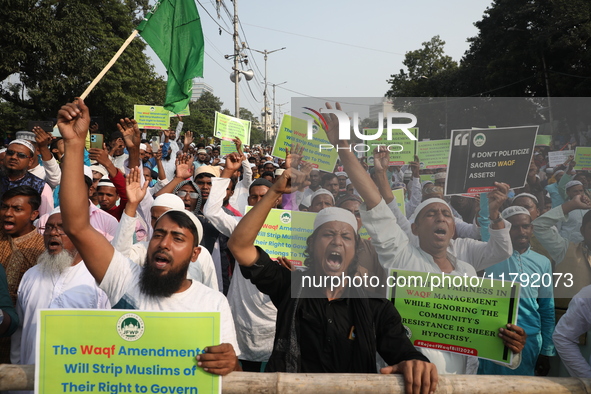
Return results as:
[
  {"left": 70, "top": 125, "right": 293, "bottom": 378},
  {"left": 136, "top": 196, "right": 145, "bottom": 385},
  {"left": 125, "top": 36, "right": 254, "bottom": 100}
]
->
[
  {"left": 117, "top": 313, "right": 144, "bottom": 341},
  {"left": 280, "top": 212, "right": 292, "bottom": 224},
  {"left": 473, "top": 133, "right": 486, "bottom": 147}
]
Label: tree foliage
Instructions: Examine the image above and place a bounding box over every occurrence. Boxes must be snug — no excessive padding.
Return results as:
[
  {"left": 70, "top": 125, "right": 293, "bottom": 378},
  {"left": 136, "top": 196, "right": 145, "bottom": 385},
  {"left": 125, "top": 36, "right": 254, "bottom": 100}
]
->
[{"left": 0, "top": 0, "right": 166, "bottom": 136}]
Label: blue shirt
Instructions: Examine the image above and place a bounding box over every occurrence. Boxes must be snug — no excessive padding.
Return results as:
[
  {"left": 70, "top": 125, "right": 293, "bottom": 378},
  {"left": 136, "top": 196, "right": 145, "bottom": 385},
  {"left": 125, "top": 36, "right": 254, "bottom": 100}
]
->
[{"left": 478, "top": 248, "right": 555, "bottom": 375}]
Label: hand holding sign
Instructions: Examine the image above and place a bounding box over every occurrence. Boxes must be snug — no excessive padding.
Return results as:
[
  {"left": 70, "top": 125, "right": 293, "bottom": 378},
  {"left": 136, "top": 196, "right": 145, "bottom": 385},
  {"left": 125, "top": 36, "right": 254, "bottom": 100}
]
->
[
  {"left": 196, "top": 343, "right": 239, "bottom": 376},
  {"left": 373, "top": 146, "right": 389, "bottom": 173},
  {"left": 410, "top": 155, "right": 420, "bottom": 179},
  {"left": 488, "top": 182, "right": 509, "bottom": 223},
  {"left": 498, "top": 323, "right": 526, "bottom": 354}
]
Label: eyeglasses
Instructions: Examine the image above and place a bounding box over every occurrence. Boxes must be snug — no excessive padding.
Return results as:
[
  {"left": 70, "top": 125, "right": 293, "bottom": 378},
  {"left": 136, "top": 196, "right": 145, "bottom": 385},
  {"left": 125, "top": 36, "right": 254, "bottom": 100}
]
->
[
  {"left": 6, "top": 150, "right": 31, "bottom": 159},
  {"left": 45, "top": 224, "right": 66, "bottom": 235},
  {"left": 177, "top": 191, "right": 199, "bottom": 199}
]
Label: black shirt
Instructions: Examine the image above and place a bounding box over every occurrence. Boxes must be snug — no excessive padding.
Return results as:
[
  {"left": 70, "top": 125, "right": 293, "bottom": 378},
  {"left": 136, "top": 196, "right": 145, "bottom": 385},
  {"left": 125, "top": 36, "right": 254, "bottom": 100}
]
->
[{"left": 241, "top": 247, "right": 429, "bottom": 373}]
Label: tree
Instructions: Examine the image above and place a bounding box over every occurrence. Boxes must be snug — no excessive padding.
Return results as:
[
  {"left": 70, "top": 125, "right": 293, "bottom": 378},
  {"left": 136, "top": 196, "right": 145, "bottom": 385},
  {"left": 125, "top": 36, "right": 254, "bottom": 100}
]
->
[
  {"left": 0, "top": 0, "right": 166, "bottom": 135},
  {"left": 176, "top": 91, "right": 224, "bottom": 140},
  {"left": 386, "top": 36, "right": 459, "bottom": 99}
]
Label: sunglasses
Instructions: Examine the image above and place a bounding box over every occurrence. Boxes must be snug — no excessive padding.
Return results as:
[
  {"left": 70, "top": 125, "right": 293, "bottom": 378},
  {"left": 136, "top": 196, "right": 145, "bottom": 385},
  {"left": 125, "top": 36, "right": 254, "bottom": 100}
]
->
[
  {"left": 176, "top": 191, "right": 199, "bottom": 199},
  {"left": 6, "top": 150, "right": 31, "bottom": 159}
]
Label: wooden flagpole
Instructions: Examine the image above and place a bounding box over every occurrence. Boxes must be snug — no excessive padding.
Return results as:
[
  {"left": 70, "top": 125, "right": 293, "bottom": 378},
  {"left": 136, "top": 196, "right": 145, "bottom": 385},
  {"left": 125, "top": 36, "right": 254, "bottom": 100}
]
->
[{"left": 79, "top": 30, "right": 139, "bottom": 100}]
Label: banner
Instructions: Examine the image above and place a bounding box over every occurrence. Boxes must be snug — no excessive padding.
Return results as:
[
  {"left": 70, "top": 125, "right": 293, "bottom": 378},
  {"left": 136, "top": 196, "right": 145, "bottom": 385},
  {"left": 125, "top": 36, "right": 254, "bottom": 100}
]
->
[
  {"left": 417, "top": 139, "right": 450, "bottom": 169},
  {"left": 272, "top": 114, "right": 338, "bottom": 172},
  {"left": 134, "top": 105, "right": 171, "bottom": 130},
  {"left": 445, "top": 126, "right": 538, "bottom": 195},
  {"left": 37, "top": 310, "right": 220, "bottom": 394},
  {"left": 363, "top": 128, "right": 418, "bottom": 166},
  {"left": 170, "top": 106, "right": 191, "bottom": 117},
  {"left": 548, "top": 150, "right": 574, "bottom": 168},
  {"left": 389, "top": 270, "right": 520, "bottom": 363},
  {"left": 392, "top": 188, "right": 406, "bottom": 217},
  {"left": 213, "top": 112, "right": 251, "bottom": 157},
  {"left": 574, "top": 147, "right": 591, "bottom": 171},
  {"left": 535, "top": 135, "right": 551, "bottom": 146}
]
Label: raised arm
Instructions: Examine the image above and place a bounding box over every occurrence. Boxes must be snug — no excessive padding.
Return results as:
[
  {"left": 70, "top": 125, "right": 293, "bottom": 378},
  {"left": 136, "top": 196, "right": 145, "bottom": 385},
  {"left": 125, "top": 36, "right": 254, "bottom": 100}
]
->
[
  {"left": 228, "top": 168, "right": 308, "bottom": 267},
  {"left": 58, "top": 99, "right": 114, "bottom": 283},
  {"left": 324, "top": 102, "right": 382, "bottom": 209}
]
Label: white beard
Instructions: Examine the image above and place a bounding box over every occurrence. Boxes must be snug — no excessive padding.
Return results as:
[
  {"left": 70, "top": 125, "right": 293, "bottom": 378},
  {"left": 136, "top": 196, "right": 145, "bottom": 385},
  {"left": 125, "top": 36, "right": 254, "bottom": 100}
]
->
[{"left": 38, "top": 249, "right": 75, "bottom": 276}]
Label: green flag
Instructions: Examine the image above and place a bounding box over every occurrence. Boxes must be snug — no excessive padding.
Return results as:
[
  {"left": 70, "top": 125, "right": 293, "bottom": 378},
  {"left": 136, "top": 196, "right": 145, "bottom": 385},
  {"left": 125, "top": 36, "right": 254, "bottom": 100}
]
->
[{"left": 137, "top": 0, "right": 204, "bottom": 114}]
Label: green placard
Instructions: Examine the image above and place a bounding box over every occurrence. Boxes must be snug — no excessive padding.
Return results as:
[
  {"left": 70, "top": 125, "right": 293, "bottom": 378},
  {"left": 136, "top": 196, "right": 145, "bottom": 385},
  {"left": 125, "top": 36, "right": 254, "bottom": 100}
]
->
[
  {"left": 392, "top": 188, "right": 406, "bottom": 217},
  {"left": 363, "top": 128, "right": 418, "bottom": 166},
  {"left": 388, "top": 270, "right": 520, "bottom": 363},
  {"left": 271, "top": 114, "right": 338, "bottom": 173},
  {"left": 574, "top": 147, "right": 591, "bottom": 171},
  {"left": 535, "top": 135, "right": 551, "bottom": 147},
  {"left": 169, "top": 106, "right": 191, "bottom": 117},
  {"left": 213, "top": 112, "right": 251, "bottom": 156},
  {"left": 134, "top": 105, "right": 171, "bottom": 130},
  {"left": 420, "top": 174, "right": 435, "bottom": 183},
  {"left": 37, "top": 310, "right": 220, "bottom": 394},
  {"left": 417, "top": 139, "right": 450, "bottom": 169}
]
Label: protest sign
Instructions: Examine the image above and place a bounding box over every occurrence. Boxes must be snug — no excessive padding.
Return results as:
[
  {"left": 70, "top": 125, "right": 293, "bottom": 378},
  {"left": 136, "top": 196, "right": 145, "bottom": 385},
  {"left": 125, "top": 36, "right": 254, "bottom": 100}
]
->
[
  {"left": 213, "top": 112, "right": 251, "bottom": 156},
  {"left": 574, "top": 147, "right": 591, "bottom": 171},
  {"left": 535, "top": 135, "right": 551, "bottom": 146},
  {"left": 445, "top": 126, "right": 538, "bottom": 195},
  {"left": 134, "top": 105, "right": 171, "bottom": 129},
  {"left": 392, "top": 188, "right": 406, "bottom": 217},
  {"left": 420, "top": 174, "right": 435, "bottom": 183},
  {"left": 247, "top": 207, "right": 315, "bottom": 267},
  {"left": 170, "top": 106, "right": 190, "bottom": 117},
  {"left": 272, "top": 114, "right": 338, "bottom": 172},
  {"left": 37, "top": 310, "right": 220, "bottom": 394},
  {"left": 363, "top": 128, "right": 418, "bottom": 166},
  {"left": 417, "top": 139, "right": 450, "bottom": 169},
  {"left": 389, "top": 270, "right": 520, "bottom": 363},
  {"left": 548, "top": 150, "right": 575, "bottom": 168}
]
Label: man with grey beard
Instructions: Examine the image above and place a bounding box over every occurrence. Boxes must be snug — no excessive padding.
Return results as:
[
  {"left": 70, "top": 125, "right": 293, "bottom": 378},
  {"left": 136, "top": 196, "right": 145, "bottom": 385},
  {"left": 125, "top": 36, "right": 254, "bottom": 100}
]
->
[{"left": 10, "top": 209, "right": 110, "bottom": 373}]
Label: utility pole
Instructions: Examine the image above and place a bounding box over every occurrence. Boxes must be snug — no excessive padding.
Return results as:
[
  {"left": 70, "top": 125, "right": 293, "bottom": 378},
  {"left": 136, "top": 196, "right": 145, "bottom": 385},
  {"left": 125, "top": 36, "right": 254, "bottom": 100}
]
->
[
  {"left": 233, "top": 0, "right": 240, "bottom": 118},
  {"left": 270, "top": 81, "right": 287, "bottom": 139},
  {"left": 248, "top": 47, "right": 286, "bottom": 140}
]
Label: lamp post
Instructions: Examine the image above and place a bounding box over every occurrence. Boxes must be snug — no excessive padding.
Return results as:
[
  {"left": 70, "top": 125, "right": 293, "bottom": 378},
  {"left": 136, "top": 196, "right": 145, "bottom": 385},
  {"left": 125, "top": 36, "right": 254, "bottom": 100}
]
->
[{"left": 248, "top": 47, "right": 286, "bottom": 140}]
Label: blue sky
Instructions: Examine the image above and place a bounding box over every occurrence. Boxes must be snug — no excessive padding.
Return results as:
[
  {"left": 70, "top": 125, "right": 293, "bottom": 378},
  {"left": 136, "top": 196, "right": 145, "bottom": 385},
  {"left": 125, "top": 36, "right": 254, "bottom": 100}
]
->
[{"left": 145, "top": 0, "right": 494, "bottom": 119}]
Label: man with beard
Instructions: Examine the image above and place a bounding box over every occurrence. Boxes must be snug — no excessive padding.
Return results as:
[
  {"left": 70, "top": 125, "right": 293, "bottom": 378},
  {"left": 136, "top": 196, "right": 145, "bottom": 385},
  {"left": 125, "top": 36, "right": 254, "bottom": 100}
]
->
[
  {"left": 57, "top": 98, "right": 240, "bottom": 376},
  {"left": 11, "top": 209, "right": 110, "bottom": 373},
  {"left": 0, "top": 139, "right": 53, "bottom": 217}
]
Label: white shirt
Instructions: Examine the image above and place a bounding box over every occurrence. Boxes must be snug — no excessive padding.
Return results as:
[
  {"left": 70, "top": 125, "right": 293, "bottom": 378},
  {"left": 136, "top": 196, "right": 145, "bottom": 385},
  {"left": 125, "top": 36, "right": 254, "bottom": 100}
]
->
[
  {"left": 111, "top": 212, "right": 218, "bottom": 291},
  {"left": 553, "top": 285, "right": 591, "bottom": 377},
  {"left": 361, "top": 199, "right": 517, "bottom": 374},
  {"left": 100, "top": 250, "right": 239, "bottom": 355},
  {"left": 203, "top": 177, "right": 277, "bottom": 361},
  {"left": 11, "top": 262, "right": 110, "bottom": 365}
]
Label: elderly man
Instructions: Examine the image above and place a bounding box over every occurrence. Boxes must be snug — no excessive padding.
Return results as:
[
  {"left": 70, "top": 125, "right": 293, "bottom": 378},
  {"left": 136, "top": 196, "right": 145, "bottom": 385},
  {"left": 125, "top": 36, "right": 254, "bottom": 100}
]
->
[
  {"left": 326, "top": 103, "right": 525, "bottom": 374},
  {"left": 0, "top": 139, "right": 53, "bottom": 217},
  {"left": 308, "top": 189, "right": 335, "bottom": 213},
  {"left": 228, "top": 168, "right": 438, "bottom": 394},
  {"left": 11, "top": 209, "right": 110, "bottom": 372},
  {"left": 479, "top": 206, "right": 555, "bottom": 376},
  {"left": 57, "top": 98, "right": 240, "bottom": 376}
]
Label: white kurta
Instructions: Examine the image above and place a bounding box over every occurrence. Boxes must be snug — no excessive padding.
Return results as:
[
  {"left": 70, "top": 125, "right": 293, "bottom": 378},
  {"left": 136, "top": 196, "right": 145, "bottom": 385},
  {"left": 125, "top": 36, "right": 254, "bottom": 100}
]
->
[{"left": 11, "top": 262, "right": 110, "bottom": 365}]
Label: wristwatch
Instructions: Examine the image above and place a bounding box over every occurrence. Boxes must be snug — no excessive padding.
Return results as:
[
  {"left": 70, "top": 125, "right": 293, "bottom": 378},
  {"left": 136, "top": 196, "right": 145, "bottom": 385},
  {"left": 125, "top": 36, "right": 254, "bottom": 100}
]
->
[{"left": 489, "top": 215, "right": 503, "bottom": 224}]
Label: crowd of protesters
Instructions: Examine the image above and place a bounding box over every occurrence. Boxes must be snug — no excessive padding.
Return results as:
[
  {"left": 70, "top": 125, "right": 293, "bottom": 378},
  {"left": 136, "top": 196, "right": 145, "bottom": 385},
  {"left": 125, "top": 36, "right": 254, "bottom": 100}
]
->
[{"left": 0, "top": 99, "right": 591, "bottom": 393}]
